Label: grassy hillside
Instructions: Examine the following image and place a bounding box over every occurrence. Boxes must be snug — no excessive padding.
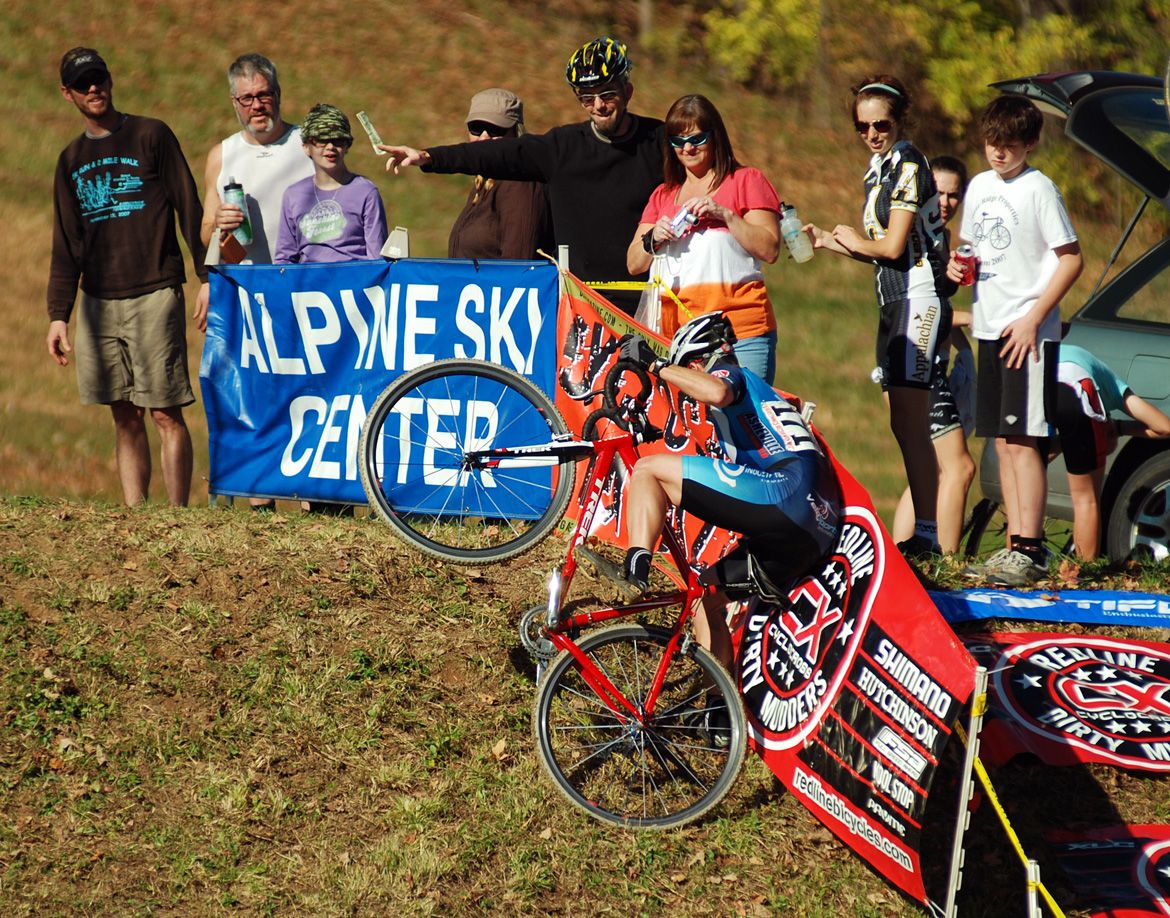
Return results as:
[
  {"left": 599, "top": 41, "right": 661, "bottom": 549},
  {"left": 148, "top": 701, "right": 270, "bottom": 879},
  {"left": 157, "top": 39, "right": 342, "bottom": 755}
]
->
[
  {"left": 3, "top": 0, "right": 1149, "bottom": 520},
  {"left": 3, "top": 498, "right": 1166, "bottom": 915}
]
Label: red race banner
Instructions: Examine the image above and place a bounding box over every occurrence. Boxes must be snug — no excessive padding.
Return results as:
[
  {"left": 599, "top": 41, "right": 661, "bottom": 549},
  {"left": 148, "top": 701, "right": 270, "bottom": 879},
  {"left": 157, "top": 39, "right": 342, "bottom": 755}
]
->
[
  {"left": 555, "top": 275, "right": 977, "bottom": 903},
  {"left": 554, "top": 273, "right": 746, "bottom": 571},
  {"left": 964, "top": 633, "right": 1170, "bottom": 772},
  {"left": 1048, "top": 825, "right": 1170, "bottom": 917}
]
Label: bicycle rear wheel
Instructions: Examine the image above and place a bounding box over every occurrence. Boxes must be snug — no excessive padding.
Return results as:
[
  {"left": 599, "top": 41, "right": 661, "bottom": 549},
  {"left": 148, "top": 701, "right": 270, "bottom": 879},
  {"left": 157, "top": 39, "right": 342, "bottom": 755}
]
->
[
  {"left": 533, "top": 623, "right": 746, "bottom": 829},
  {"left": 359, "top": 359, "right": 574, "bottom": 563}
]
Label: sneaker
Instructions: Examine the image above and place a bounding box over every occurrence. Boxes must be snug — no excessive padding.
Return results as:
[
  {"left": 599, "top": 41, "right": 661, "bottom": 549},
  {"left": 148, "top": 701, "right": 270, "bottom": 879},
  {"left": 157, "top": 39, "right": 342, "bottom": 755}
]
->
[
  {"left": 984, "top": 550, "right": 1048, "bottom": 587},
  {"left": 962, "top": 547, "right": 1011, "bottom": 578},
  {"left": 622, "top": 547, "right": 652, "bottom": 593},
  {"left": 897, "top": 535, "right": 942, "bottom": 560}
]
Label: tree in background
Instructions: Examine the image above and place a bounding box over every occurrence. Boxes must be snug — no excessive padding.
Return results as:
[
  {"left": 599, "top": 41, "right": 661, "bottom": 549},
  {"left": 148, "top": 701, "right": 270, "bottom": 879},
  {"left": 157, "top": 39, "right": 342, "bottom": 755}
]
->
[{"left": 700, "top": 0, "right": 1168, "bottom": 135}]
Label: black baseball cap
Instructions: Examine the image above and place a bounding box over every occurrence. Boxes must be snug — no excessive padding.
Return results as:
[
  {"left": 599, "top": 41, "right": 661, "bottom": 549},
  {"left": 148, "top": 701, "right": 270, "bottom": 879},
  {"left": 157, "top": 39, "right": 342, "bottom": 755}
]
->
[{"left": 60, "top": 47, "right": 110, "bottom": 88}]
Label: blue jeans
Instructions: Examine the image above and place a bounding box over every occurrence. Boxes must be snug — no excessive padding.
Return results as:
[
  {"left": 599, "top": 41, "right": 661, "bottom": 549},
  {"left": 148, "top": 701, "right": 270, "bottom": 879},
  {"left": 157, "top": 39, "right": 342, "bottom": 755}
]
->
[{"left": 733, "top": 331, "right": 777, "bottom": 384}]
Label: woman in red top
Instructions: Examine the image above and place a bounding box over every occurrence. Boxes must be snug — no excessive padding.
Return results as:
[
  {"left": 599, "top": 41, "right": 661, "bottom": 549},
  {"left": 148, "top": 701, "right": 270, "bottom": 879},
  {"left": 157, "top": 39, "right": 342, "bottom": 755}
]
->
[{"left": 626, "top": 94, "right": 781, "bottom": 382}]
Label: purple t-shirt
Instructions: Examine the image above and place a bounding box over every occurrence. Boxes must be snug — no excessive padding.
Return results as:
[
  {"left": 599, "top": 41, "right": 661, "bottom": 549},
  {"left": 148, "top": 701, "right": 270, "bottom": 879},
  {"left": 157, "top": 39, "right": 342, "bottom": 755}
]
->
[{"left": 274, "top": 174, "right": 387, "bottom": 263}]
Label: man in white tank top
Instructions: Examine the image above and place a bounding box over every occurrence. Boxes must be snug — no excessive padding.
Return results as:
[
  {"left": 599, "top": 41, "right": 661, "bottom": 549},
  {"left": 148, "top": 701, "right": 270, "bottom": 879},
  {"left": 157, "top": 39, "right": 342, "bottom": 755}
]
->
[
  {"left": 195, "top": 55, "right": 313, "bottom": 296},
  {"left": 195, "top": 53, "right": 313, "bottom": 511}
]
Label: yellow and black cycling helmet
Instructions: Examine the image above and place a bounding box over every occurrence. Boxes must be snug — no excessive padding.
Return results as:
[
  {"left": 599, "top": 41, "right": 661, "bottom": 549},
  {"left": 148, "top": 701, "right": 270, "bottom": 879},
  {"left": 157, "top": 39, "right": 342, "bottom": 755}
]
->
[{"left": 565, "top": 37, "right": 631, "bottom": 90}]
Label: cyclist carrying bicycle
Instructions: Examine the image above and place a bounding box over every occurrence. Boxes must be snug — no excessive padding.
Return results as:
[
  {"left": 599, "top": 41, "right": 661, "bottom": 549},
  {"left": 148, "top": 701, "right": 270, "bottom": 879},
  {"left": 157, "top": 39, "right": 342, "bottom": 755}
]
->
[{"left": 618, "top": 312, "right": 843, "bottom": 671}]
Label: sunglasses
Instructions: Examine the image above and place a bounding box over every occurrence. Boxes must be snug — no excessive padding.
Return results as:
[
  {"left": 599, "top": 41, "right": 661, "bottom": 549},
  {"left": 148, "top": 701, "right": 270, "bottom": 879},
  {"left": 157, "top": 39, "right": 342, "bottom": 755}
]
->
[
  {"left": 669, "top": 131, "right": 711, "bottom": 149},
  {"left": 233, "top": 91, "right": 276, "bottom": 108},
  {"left": 309, "top": 137, "right": 351, "bottom": 149},
  {"left": 576, "top": 90, "right": 621, "bottom": 107},
  {"left": 467, "top": 121, "right": 510, "bottom": 138},
  {"left": 854, "top": 119, "right": 893, "bottom": 135},
  {"left": 69, "top": 70, "right": 109, "bottom": 91}
]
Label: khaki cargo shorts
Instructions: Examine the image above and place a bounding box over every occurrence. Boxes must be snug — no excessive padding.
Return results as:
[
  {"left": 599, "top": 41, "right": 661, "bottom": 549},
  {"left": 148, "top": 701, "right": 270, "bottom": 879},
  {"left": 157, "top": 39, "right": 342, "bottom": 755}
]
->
[{"left": 75, "top": 286, "right": 195, "bottom": 408}]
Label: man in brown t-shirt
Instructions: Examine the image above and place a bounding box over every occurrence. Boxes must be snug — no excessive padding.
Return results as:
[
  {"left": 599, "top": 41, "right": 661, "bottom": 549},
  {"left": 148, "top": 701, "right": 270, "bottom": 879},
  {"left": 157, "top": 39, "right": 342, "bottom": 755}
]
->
[{"left": 46, "top": 47, "right": 208, "bottom": 506}]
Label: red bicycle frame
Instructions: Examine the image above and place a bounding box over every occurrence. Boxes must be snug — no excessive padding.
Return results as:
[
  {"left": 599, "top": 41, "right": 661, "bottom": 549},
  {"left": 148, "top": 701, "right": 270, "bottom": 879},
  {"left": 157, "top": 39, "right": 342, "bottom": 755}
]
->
[{"left": 539, "top": 425, "right": 716, "bottom": 725}]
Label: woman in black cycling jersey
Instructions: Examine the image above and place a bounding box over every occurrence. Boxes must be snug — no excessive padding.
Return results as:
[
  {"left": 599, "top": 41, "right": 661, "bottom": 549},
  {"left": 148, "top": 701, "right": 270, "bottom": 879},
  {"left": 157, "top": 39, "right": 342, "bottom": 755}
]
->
[{"left": 804, "top": 75, "right": 951, "bottom": 558}]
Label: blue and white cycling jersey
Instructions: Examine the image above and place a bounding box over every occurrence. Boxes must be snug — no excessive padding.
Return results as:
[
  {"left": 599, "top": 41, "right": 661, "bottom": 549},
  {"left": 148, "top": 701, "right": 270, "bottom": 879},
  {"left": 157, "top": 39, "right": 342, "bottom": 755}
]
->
[
  {"left": 707, "top": 361, "right": 824, "bottom": 471},
  {"left": 681, "top": 360, "right": 842, "bottom": 561}
]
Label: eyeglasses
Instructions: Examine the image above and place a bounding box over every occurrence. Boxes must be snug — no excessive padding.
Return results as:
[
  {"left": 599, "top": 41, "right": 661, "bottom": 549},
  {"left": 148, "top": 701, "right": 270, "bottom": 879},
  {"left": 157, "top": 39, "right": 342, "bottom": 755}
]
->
[
  {"left": 467, "top": 121, "right": 510, "bottom": 138},
  {"left": 233, "top": 91, "right": 276, "bottom": 108},
  {"left": 669, "top": 132, "right": 711, "bottom": 149},
  {"left": 854, "top": 119, "right": 893, "bottom": 135},
  {"left": 577, "top": 89, "right": 621, "bottom": 107}
]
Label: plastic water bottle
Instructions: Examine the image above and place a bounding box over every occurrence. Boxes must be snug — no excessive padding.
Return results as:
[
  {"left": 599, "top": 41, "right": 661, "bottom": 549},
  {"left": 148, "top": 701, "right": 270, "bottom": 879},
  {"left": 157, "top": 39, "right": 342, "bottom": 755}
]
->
[
  {"left": 780, "top": 202, "right": 813, "bottom": 263},
  {"left": 222, "top": 177, "right": 253, "bottom": 246}
]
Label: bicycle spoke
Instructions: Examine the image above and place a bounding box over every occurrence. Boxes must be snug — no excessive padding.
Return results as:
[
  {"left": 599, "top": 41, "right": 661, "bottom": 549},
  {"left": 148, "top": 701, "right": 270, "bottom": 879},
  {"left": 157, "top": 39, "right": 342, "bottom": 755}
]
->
[{"left": 361, "top": 360, "right": 574, "bottom": 563}]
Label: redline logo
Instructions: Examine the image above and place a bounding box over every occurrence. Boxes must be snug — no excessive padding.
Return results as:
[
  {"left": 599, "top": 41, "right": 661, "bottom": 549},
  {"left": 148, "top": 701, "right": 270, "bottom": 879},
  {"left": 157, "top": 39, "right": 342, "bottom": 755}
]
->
[
  {"left": 782, "top": 579, "right": 843, "bottom": 662},
  {"left": 991, "top": 635, "right": 1170, "bottom": 771},
  {"left": 739, "top": 507, "right": 882, "bottom": 751},
  {"left": 1058, "top": 679, "right": 1170, "bottom": 717}
]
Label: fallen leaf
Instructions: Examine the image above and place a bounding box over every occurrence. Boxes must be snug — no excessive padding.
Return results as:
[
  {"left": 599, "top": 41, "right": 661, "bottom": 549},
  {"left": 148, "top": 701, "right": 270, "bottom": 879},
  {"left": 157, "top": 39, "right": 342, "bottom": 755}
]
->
[
  {"left": 1056, "top": 558, "right": 1080, "bottom": 584},
  {"left": 491, "top": 738, "right": 509, "bottom": 761},
  {"left": 670, "top": 872, "right": 687, "bottom": 883},
  {"left": 539, "top": 827, "right": 552, "bottom": 840},
  {"left": 122, "top": 561, "right": 138, "bottom": 571}
]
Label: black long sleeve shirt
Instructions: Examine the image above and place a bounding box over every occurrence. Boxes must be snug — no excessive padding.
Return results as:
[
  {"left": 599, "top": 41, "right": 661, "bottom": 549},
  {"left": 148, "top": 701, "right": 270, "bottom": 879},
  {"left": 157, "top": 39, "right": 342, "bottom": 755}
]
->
[
  {"left": 48, "top": 114, "right": 207, "bottom": 322},
  {"left": 426, "top": 116, "right": 664, "bottom": 299}
]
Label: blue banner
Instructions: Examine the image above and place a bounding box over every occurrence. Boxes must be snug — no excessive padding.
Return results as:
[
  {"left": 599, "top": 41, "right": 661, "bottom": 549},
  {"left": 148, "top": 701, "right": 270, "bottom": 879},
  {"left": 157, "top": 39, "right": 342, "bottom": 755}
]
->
[
  {"left": 199, "top": 259, "right": 560, "bottom": 503},
  {"left": 930, "top": 589, "right": 1170, "bottom": 630}
]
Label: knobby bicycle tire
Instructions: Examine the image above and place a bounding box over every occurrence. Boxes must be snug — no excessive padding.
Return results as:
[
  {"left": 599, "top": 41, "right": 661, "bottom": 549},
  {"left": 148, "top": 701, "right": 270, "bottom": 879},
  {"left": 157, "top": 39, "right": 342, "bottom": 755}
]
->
[
  {"left": 533, "top": 623, "right": 747, "bottom": 829},
  {"left": 359, "top": 359, "right": 574, "bottom": 563}
]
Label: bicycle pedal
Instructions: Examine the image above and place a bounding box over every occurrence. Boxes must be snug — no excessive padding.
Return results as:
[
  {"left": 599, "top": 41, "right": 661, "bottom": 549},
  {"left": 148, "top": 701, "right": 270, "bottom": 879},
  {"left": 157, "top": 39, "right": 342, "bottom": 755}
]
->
[{"left": 576, "top": 546, "right": 643, "bottom": 599}]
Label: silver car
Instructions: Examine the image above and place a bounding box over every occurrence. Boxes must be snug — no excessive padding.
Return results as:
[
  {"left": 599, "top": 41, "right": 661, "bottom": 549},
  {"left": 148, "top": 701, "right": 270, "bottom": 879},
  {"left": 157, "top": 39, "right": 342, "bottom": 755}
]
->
[{"left": 971, "top": 70, "right": 1170, "bottom": 561}]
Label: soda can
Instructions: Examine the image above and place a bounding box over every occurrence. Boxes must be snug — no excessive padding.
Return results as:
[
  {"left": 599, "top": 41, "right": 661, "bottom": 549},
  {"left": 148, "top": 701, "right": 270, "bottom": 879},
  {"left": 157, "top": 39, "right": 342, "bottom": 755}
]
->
[
  {"left": 669, "top": 205, "right": 698, "bottom": 236},
  {"left": 955, "top": 244, "right": 978, "bottom": 286}
]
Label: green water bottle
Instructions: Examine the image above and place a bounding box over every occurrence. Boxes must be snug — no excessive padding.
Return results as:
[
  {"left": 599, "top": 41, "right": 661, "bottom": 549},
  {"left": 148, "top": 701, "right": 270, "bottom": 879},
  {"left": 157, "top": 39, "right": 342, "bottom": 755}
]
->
[{"left": 222, "top": 176, "right": 253, "bottom": 246}]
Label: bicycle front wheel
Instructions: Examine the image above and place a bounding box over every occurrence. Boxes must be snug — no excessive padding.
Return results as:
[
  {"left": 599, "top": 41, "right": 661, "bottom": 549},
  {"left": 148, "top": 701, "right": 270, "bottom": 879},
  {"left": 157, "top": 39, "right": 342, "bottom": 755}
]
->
[
  {"left": 359, "top": 359, "right": 574, "bottom": 563},
  {"left": 534, "top": 623, "right": 746, "bottom": 829}
]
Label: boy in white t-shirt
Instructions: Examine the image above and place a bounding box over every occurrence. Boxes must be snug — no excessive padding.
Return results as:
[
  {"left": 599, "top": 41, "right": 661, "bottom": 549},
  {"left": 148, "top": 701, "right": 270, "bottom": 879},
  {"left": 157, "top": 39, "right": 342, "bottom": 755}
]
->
[{"left": 948, "top": 97, "right": 1083, "bottom": 585}]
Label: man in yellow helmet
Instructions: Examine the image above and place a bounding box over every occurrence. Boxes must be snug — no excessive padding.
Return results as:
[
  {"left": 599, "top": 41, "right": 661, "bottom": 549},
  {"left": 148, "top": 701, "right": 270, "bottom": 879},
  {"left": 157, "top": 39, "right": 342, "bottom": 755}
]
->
[{"left": 380, "top": 37, "right": 664, "bottom": 314}]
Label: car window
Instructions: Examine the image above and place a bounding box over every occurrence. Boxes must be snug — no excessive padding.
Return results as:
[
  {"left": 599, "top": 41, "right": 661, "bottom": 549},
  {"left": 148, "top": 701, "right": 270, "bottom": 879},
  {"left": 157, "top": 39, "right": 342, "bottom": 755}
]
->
[
  {"left": 1101, "top": 93, "right": 1170, "bottom": 174},
  {"left": 1088, "top": 237, "right": 1170, "bottom": 325},
  {"left": 1068, "top": 88, "right": 1170, "bottom": 203},
  {"left": 1116, "top": 259, "right": 1170, "bottom": 323}
]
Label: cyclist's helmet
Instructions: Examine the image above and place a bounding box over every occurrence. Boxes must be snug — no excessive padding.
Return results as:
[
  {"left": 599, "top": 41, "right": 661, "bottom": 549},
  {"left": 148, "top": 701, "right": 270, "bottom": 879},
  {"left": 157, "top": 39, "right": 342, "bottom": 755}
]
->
[
  {"left": 668, "top": 312, "right": 737, "bottom": 371},
  {"left": 565, "top": 37, "right": 631, "bottom": 90}
]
